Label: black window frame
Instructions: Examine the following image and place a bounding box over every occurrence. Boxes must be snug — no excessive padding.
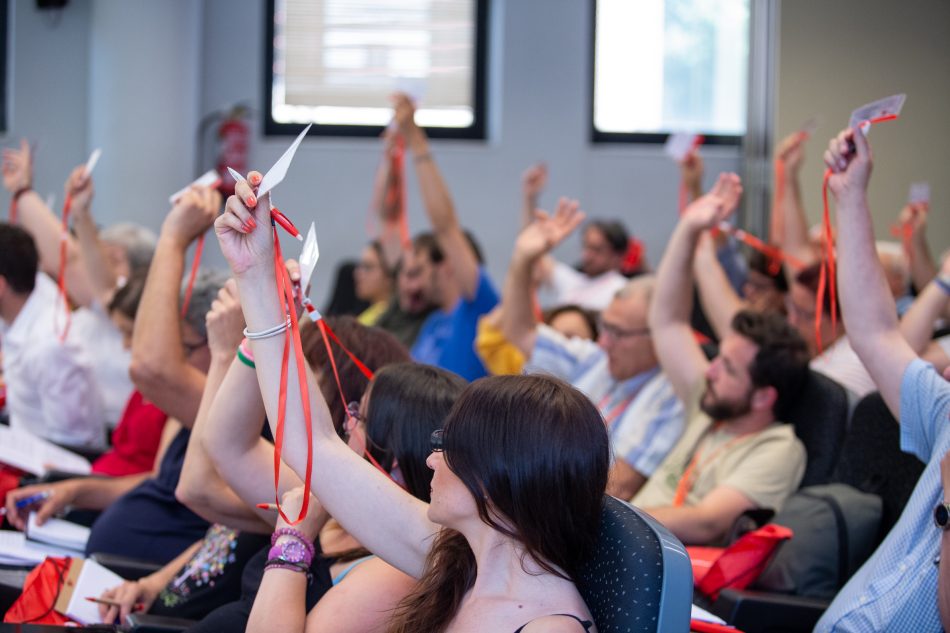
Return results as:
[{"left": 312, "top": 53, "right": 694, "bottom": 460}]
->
[
  {"left": 588, "top": 0, "right": 743, "bottom": 147},
  {"left": 264, "top": 0, "right": 490, "bottom": 140}
]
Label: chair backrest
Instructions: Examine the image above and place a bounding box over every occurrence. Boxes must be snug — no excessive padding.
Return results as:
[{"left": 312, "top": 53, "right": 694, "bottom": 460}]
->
[
  {"left": 783, "top": 370, "right": 850, "bottom": 488},
  {"left": 834, "top": 391, "right": 925, "bottom": 537},
  {"left": 576, "top": 496, "right": 692, "bottom": 633}
]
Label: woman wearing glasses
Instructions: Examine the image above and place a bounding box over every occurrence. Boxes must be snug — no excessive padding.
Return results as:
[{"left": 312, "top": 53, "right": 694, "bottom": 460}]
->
[{"left": 217, "top": 172, "right": 609, "bottom": 632}]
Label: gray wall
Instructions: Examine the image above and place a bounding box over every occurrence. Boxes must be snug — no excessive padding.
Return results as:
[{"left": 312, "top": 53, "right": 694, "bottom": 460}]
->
[{"left": 776, "top": 0, "right": 950, "bottom": 258}]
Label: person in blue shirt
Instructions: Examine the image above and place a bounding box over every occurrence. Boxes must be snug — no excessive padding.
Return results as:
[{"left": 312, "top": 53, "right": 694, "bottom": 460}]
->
[
  {"left": 389, "top": 93, "right": 498, "bottom": 381},
  {"left": 816, "top": 124, "right": 950, "bottom": 631}
]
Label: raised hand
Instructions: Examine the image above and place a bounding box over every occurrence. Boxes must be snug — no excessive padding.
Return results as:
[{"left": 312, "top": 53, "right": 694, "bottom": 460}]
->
[
  {"left": 522, "top": 163, "right": 548, "bottom": 202},
  {"left": 680, "top": 150, "right": 704, "bottom": 193},
  {"left": 775, "top": 130, "right": 808, "bottom": 173},
  {"left": 823, "top": 126, "right": 873, "bottom": 202},
  {"left": 65, "top": 165, "right": 95, "bottom": 222},
  {"left": 897, "top": 201, "right": 929, "bottom": 237},
  {"left": 390, "top": 92, "right": 418, "bottom": 138},
  {"left": 275, "top": 485, "right": 323, "bottom": 541},
  {"left": 514, "top": 197, "right": 586, "bottom": 263},
  {"left": 683, "top": 172, "right": 743, "bottom": 230},
  {"left": 163, "top": 185, "right": 222, "bottom": 249},
  {"left": 205, "top": 278, "right": 245, "bottom": 359},
  {"left": 214, "top": 170, "right": 274, "bottom": 277},
  {"left": 2, "top": 139, "right": 32, "bottom": 193}
]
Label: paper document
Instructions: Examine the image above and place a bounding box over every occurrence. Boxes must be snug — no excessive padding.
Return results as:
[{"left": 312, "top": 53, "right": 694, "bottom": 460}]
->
[
  {"left": 54, "top": 558, "right": 124, "bottom": 625},
  {"left": 0, "top": 425, "right": 91, "bottom": 476},
  {"left": 27, "top": 514, "right": 91, "bottom": 552},
  {"left": 257, "top": 124, "right": 312, "bottom": 198},
  {"left": 0, "top": 530, "right": 75, "bottom": 565}
]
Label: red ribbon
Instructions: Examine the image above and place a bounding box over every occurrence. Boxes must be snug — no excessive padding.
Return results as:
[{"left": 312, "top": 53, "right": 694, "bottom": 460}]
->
[
  {"left": 180, "top": 234, "right": 204, "bottom": 318},
  {"left": 54, "top": 195, "right": 73, "bottom": 342},
  {"left": 815, "top": 114, "right": 900, "bottom": 353},
  {"left": 719, "top": 225, "right": 804, "bottom": 275},
  {"left": 270, "top": 226, "right": 315, "bottom": 526}
]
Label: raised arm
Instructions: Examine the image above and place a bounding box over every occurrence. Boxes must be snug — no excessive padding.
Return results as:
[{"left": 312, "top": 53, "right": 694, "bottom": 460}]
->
[
  {"left": 521, "top": 163, "right": 547, "bottom": 229},
  {"left": 66, "top": 167, "right": 121, "bottom": 307},
  {"left": 392, "top": 93, "right": 480, "bottom": 300},
  {"left": 681, "top": 150, "right": 704, "bottom": 204},
  {"left": 772, "top": 132, "right": 815, "bottom": 270},
  {"left": 899, "top": 255, "right": 950, "bottom": 355},
  {"left": 499, "top": 199, "right": 585, "bottom": 356},
  {"left": 824, "top": 127, "right": 916, "bottom": 416},
  {"left": 129, "top": 187, "right": 219, "bottom": 425},
  {"left": 651, "top": 173, "right": 743, "bottom": 402},
  {"left": 1, "top": 141, "right": 97, "bottom": 306},
  {"left": 176, "top": 279, "right": 271, "bottom": 533},
  {"left": 898, "top": 201, "right": 939, "bottom": 291},
  {"left": 693, "top": 231, "right": 745, "bottom": 340},
  {"left": 215, "top": 171, "right": 436, "bottom": 579}
]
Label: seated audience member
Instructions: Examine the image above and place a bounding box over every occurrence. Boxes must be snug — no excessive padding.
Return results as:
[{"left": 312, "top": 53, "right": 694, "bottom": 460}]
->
[
  {"left": 0, "top": 223, "right": 104, "bottom": 447},
  {"left": 217, "top": 170, "right": 611, "bottom": 633},
  {"left": 100, "top": 317, "right": 418, "bottom": 626},
  {"left": 815, "top": 126, "right": 950, "bottom": 632},
  {"left": 353, "top": 239, "right": 395, "bottom": 326},
  {"left": 636, "top": 173, "right": 809, "bottom": 546},
  {"left": 499, "top": 199, "right": 684, "bottom": 500},
  {"left": 475, "top": 303, "right": 597, "bottom": 376},
  {"left": 2, "top": 144, "right": 157, "bottom": 426},
  {"left": 5, "top": 187, "right": 226, "bottom": 564},
  {"left": 90, "top": 272, "right": 168, "bottom": 476},
  {"left": 373, "top": 252, "right": 437, "bottom": 348},
  {"left": 523, "top": 162, "right": 630, "bottom": 311},
  {"left": 388, "top": 94, "right": 498, "bottom": 381},
  {"left": 200, "top": 363, "right": 463, "bottom": 633},
  {"left": 323, "top": 260, "right": 368, "bottom": 318}
]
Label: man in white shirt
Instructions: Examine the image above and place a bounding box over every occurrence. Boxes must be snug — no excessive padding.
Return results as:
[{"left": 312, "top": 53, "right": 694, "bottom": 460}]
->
[{"left": 0, "top": 224, "right": 104, "bottom": 447}]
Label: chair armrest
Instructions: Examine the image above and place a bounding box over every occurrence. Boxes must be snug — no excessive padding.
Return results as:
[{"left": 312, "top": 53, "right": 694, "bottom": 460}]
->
[
  {"left": 89, "top": 552, "right": 163, "bottom": 580},
  {"left": 712, "top": 588, "right": 829, "bottom": 633},
  {"left": 126, "top": 613, "right": 197, "bottom": 632}
]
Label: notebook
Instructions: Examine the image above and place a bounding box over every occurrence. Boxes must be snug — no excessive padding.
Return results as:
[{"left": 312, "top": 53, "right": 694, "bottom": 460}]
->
[
  {"left": 26, "top": 513, "right": 91, "bottom": 552},
  {"left": 53, "top": 557, "right": 125, "bottom": 625},
  {"left": 0, "top": 426, "right": 92, "bottom": 476}
]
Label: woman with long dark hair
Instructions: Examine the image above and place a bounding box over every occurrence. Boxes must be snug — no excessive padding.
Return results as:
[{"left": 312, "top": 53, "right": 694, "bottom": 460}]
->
[{"left": 216, "top": 172, "right": 611, "bottom": 632}]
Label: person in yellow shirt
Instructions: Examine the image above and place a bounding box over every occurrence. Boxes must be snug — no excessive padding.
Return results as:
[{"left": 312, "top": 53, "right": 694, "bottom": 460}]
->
[{"left": 354, "top": 240, "right": 395, "bottom": 326}]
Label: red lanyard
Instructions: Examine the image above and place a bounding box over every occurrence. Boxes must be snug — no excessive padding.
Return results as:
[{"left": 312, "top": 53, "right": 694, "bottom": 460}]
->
[
  {"left": 597, "top": 388, "right": 636, "bottom": 429},
  {"left": 672, "top": 423, "right": 755, "bottom": 507},
  {"left": 180, "top": 234, "right": 205, "bottom": 318},
  {"left": 299, "top": 299, "right": 401, "bottom": 484},
  {"left": 270, "top": 226, "right": 315, "bottom": 526},
  {"left": 815, "top": 114, "right": 899, "bottom": 353},
  {"left": 54, "top": 195, "right": 73, "bottom": 342},
  {"left": 718, "top": 225, "right": 804, "bottom": 275}
]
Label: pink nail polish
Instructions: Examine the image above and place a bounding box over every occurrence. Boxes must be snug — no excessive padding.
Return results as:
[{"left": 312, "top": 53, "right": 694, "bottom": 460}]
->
[
  {"left": 246, "top": 195, "right": 257, "bottom": 207},
  {"left": 247, "top": 217, "right": 257, "bottom": 229}
]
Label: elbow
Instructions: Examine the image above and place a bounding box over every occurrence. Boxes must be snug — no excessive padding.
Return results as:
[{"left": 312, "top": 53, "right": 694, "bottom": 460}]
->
[
  {"left": 129, "top": 356, "right": 174, "bottom": 399},
  {"left": 174, "top": 478, "right": 205, "bottom": 513}
]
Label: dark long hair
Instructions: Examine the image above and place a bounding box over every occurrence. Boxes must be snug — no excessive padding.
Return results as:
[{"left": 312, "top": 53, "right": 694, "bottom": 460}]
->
[
  {"left": 389, "top": 374, "right": 610, "bottom": 633},
  {"left": 300, "top": 316, "right": 409, "bottom": 430},
  {"left": 364, "top": 363, "right": 467, "bottom": 502}
]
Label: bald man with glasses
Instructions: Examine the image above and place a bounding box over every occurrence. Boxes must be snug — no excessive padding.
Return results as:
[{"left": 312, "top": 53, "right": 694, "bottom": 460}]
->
[{"left": 499, "top": 199, "right": 684, "bottom": 500}]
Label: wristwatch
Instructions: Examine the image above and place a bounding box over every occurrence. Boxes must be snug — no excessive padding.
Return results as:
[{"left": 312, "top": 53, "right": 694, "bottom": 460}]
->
[
  {"left": 933, "top": 502, "right": 950, "bottom": 530},
  {"left": 268, "top": 537, "right": 309, "bottom": 564}
]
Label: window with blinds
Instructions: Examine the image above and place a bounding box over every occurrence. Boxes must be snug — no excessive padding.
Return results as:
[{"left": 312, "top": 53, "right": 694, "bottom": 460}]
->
[
  {"left": 265, "top": 0, "right": 488, "bottom": 138},
  {"left": 590, "top": 0, "right": 749, "bottom": 144}
]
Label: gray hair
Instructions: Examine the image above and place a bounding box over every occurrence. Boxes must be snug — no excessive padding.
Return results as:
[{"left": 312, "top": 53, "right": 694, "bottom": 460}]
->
[
  {"left": 181, "top": 269, "right": 228, "bottom": 340},
  {"left": 100, "top": 223, "right": 158, "bottom": 275}
]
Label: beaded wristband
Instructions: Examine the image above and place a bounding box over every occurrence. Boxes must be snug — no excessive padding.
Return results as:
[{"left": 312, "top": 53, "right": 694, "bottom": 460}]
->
[
  {"left": 263, "top": 558, "right": 312, "bottom": 582},
  {"left": 935, "top": 274, "right": 950, "bottom": 297},
  {"left": 271, "top": 527, "right": 316, "bottom": 558}
]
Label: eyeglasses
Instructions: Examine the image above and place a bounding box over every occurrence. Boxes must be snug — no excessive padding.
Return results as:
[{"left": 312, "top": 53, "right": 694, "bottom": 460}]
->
[
  {"left": 430, "top": 429, "right": 444, "bottom": 452},
  {"left": 597, "top": 318, "right": 650, "bottom": 340}
]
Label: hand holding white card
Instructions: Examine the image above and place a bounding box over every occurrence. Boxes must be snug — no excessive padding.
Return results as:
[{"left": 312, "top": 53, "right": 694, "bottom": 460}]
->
[
  {"left": 298, "top": 222, "right": 320, "bottom": 295},
  {"left": 83, "top": 148, "right": 102, "bottom": 178},
  {"left": 257, "top": 124, "right": 312, "bottom": 198},
  {"left": 908, "top": 182, "right": 930, "bottom": 205},
  {"left": 169, "top": 169, "right": 222, "bottom": 205},
  {"left": 664, "top": 132, "right": 700, "bottom": 163},
  {"left": 848, "top": 94, "right": 906, "bottom": 132}
]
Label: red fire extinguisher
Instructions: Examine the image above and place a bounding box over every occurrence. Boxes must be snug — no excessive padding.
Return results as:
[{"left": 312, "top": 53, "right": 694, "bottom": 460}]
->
[{"left": 216, "top": 106, "right": 250, "bottom": 197}]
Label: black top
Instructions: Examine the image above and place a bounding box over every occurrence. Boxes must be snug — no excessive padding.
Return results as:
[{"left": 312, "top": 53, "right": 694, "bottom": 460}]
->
[
  {"left": 513, "top": 614, "right": 594, "bottom": 632},
  {"left": 84, "top": 429, "right": 210, "bottom": 564}
]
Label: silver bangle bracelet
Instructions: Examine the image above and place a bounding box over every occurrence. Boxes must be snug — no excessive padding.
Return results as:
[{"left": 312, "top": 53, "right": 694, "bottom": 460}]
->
[{"left": 243, "top": 318, "right": 291, "bottom": 340}]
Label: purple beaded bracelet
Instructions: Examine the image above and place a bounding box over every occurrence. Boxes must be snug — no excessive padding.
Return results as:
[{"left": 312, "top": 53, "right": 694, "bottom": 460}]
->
[{"left": 271, "top": 527, "right": 316, "bottom": 558}]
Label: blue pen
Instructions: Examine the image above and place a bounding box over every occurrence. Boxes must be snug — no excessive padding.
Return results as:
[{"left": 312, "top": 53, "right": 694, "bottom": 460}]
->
[{"left": 14, "top": 491, "right": 51, "bottom": 509}]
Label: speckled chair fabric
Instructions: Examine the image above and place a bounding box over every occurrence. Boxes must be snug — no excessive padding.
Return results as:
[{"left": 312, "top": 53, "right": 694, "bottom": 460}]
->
[{"left": 576, "top": 496, "right": 693, "bottom": 633}]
